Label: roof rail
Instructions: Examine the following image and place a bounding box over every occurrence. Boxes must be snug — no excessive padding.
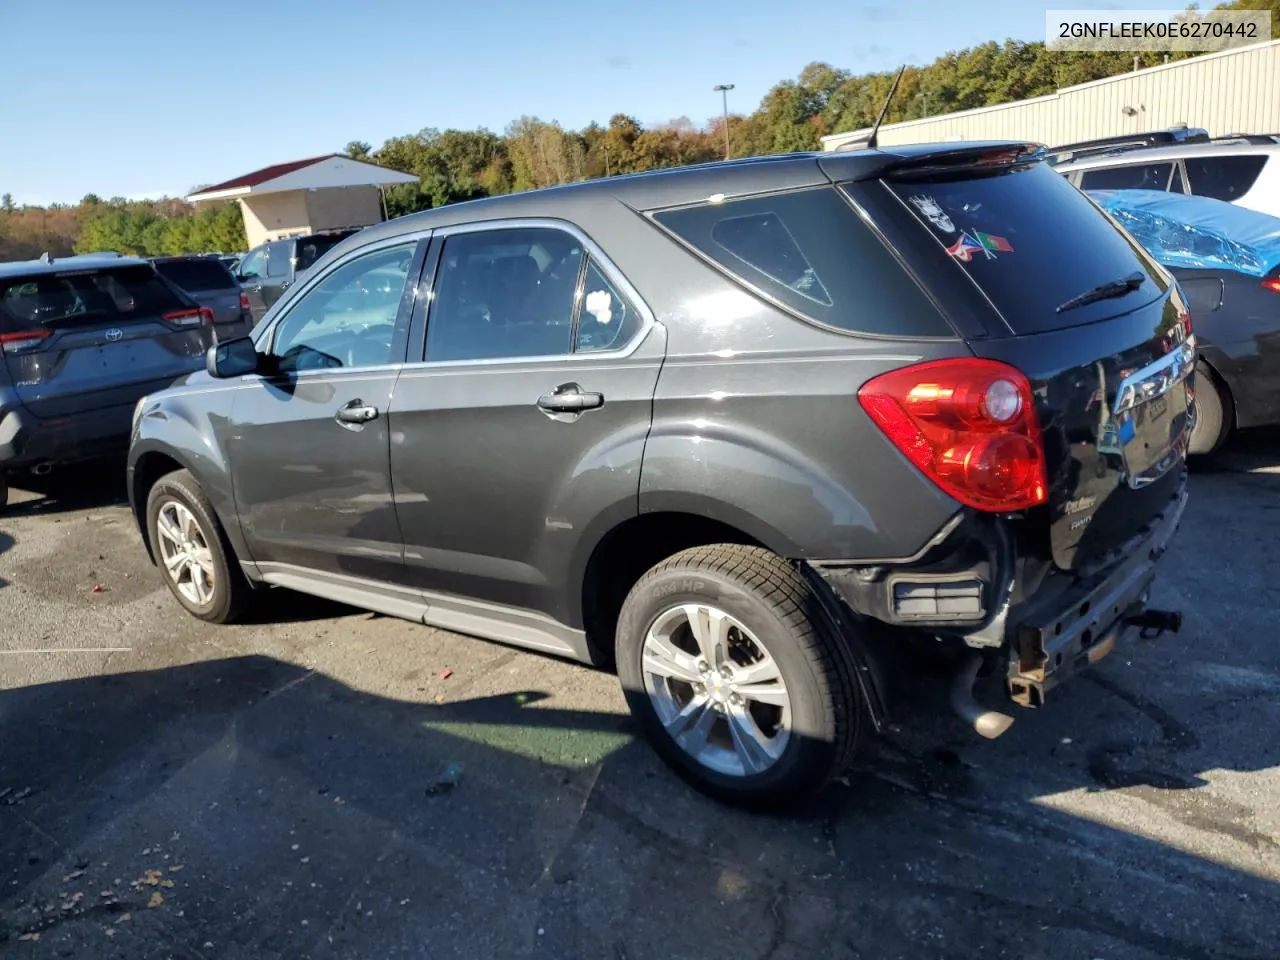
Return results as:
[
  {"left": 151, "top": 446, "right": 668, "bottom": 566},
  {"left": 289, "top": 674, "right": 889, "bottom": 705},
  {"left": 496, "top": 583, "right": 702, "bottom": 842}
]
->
[
  {"left": 1210, "top": 132, "right": 1280, "bottom": 144},
  {"left": 1045, "top": 126, "right": 1210, "bottom": 165}
]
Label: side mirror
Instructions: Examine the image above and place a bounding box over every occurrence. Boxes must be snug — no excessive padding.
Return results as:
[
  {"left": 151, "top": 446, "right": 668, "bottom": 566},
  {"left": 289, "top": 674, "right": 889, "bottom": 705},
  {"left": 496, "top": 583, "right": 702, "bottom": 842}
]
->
[{"left": 206, "top": 336, "right": 260, "bottom": 379}]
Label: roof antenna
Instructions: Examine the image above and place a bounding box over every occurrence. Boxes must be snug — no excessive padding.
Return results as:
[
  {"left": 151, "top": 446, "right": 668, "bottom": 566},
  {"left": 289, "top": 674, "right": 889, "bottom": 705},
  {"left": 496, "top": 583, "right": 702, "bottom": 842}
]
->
[
  {"left": 865, "top": 65, "right": 907, "bottom": 151},
  {"left": 39, "top": 252, "right": 52, "bottom": 264}
]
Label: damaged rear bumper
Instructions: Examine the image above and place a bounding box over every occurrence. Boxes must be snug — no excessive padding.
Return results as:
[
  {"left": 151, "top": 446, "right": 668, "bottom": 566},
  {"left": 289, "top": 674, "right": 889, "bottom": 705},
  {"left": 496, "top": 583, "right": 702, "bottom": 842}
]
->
[{"left": 1003, "top": 476, "right": 1188, "bottom": 706}]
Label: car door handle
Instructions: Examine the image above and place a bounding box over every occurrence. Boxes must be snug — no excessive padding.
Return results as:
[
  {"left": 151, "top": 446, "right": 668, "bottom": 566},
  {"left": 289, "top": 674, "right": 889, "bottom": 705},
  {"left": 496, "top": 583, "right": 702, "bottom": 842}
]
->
[
  {"left": 335, "top": 400, "right": 379, "bottom": 424},
  {"left": 537, "top": 386, "right": 604, "bottom": 413}
]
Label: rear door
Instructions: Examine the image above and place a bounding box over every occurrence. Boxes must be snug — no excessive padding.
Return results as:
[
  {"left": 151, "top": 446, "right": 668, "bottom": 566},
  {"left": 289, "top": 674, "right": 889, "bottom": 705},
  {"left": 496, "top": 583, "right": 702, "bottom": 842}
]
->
[
  {"left": 855, "top": 158, "right": 1194, "bottom": 571},
  {"left": 0, "top": 262, "right": 210, "bottom": 420},
  {"left": 261, "top": 240, "right": 294, "bottom": 311},
  {"left": 386, "top": 222, "right": 664, "bottom": 627},
  {"left": 236, "top": 247, "right": 269, "bottom": 322}
]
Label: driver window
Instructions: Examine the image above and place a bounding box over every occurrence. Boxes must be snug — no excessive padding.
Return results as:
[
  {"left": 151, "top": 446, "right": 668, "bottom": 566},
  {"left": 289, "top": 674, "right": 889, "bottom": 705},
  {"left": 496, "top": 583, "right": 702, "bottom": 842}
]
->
[{"left": 269, "top": 242, "right": 417, "bottom": 373}]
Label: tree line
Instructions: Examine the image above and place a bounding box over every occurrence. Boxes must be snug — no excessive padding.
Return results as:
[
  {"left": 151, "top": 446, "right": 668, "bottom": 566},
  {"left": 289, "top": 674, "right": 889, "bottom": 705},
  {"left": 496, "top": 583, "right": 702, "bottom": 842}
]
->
[{"left": 3, "top": 0, "right": 1273, "bottom": 260}]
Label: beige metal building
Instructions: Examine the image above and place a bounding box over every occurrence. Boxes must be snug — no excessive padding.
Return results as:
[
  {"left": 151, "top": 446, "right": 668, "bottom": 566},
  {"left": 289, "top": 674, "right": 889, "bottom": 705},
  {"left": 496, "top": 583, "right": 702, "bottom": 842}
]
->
[
  {"left": 821, "top": 39, "right": 1280, "bottom": 151},
  {"left": 187, "top": 155, "right": 418, "bottom": 249}
]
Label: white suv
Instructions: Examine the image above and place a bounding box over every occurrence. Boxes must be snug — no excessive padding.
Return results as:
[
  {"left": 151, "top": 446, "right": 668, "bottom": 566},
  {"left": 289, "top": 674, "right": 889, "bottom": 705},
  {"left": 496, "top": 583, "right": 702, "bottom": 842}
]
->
[{"left": 1055, "top": 141, "right": 1280, "bottom": 219}]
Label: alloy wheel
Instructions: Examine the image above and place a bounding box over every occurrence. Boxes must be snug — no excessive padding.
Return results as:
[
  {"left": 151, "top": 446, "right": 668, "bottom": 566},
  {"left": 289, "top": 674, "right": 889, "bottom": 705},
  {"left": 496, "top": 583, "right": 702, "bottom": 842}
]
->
[
  {"left": 641, "top": 603, "right": 792, "bottom": 777},
  {"left": 155, "top": 499, "right": 216, "bottom": 607}
]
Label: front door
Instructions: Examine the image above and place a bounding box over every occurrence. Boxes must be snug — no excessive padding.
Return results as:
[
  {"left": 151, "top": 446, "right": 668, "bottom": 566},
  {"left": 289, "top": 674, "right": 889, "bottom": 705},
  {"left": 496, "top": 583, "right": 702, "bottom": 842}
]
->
[
  {"left": 226, "top": 237, "right": 425, "bottom": 581},
  {"left": 387, "top": 224, "right": 664, "bottom": 627}
]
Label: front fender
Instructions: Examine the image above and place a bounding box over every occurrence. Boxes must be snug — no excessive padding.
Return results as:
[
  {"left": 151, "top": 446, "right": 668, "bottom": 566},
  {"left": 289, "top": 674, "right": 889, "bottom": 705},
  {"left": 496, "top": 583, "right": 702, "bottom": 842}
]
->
[{"left": 128, "top": 383, "right": 250, "bottom": 565}]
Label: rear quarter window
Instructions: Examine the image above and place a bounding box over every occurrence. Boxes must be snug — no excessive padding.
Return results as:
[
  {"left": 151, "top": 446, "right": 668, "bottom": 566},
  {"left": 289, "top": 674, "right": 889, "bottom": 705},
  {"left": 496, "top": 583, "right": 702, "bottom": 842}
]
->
[
  {"left": 885, "top": 162, "right": 1168, "bottom": 333},
  {"left": 1185, "top": 155, "right": 1268, "bottom": 201},
  {"left": 650, "top": 187, "right": 953, "bottom": 338}
]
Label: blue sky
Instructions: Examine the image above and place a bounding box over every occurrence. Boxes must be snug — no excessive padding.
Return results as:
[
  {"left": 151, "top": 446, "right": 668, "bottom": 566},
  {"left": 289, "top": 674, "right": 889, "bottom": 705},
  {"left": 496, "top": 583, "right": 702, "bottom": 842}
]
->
[{"left": 1, "top": 0, "right": 1185, "bottom": 205}]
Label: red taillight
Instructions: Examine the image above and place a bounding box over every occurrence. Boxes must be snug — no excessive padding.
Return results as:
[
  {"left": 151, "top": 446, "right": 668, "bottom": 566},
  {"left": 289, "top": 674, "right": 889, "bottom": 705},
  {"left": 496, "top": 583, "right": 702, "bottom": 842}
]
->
[
  {"left": 163, "top": 308, "right": 206, "bottom": 327},
  {"left": 858, "top": 358, "right": 1048, "bottom": 512},
  {"left": 1262, "top": 277, "right": 1280, "bottom": 295},
  {"left": 199, "top": 306, "right": 215, "bottom": 326},
  {"left": 0, "top": 330, "right": 51, "bottom": 353},
  {"left": 239, "top": 291, "right": 250, "bottom": 311}
]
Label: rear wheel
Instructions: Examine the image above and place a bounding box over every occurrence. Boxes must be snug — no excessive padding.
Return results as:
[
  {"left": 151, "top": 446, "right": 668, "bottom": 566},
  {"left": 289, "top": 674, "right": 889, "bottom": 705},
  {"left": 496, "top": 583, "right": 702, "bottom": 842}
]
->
[
  {"left": 146, "top": 469, "right": 249, "bottom": 624},
  {"left": 1189, "top": 362, "right": 1230, "bottom": 456},
  {"left": 0, "top": 472, "right": 7, "bottom": 510},
  {"left": 616, "top": 545, "right": 865, "bottom": 810}
]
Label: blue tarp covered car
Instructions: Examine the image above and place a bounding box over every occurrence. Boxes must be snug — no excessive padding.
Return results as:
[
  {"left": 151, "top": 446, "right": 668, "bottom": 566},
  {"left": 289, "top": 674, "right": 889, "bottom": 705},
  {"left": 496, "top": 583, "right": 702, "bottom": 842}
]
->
[
  {"left": 1086, "top": 188, "right": 1280, "bottom": 455},
  {"left": 1089, "top": 188, "right": 1280, "bottom": 278}
]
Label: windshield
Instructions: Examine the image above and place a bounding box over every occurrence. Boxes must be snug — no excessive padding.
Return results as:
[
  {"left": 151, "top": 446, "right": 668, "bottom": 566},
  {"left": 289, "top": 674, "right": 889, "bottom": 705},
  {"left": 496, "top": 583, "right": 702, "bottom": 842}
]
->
[
  {"left": 0, "top": 264, "right": 189, "bottom": 331},
  {"left": 884, "top": 162, "right": 1168, "bottom": 332}
]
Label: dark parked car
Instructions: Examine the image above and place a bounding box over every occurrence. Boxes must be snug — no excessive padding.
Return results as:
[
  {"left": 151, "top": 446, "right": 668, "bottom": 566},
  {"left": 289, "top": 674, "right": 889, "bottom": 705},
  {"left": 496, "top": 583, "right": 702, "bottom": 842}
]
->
[
  {"left": 0, "top": 254, "right": 213, "bottom": 505},
  {"left": 235, "top": 230, "right": 359, "bottom": 323},
  {"left": 1089, "top": 188, "right": 1280, "bottom": 454},
  {"left": 151, "top": 255, "right": 253, "bottom": 341},
  {"left": 128, "top": 144, "right": 1193, "bottom": 808}
]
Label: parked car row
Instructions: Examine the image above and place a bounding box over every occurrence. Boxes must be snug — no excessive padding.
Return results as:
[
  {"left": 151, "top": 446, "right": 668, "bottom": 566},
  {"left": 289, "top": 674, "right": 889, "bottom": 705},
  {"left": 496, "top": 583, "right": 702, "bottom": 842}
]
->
[{"left": 1, "top": 135, "right": 1272, "bottom": 809}]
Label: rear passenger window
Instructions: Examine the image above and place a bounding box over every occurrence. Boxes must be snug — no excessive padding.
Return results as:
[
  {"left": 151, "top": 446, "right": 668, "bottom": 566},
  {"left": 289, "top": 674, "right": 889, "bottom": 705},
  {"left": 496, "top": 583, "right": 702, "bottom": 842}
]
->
[
  {"left": 1079, "top": 163, "right": 1174, "bottom": 191},
  {"left": 427, "top": 227, "right": 585, "bottom": 361},
  {"left": 1184, "top": 155, "right": 1268, "bottom": 201},
  {"left": 652, "top": 188, "right": 951, "bottom": 337}
]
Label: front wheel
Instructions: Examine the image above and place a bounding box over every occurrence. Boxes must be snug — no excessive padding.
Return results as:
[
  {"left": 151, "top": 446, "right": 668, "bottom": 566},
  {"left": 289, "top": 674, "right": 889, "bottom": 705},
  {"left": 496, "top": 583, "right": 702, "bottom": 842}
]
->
[
  {"left": 146, "top": 469, "right": 249, "bottom": 624},
  {"left": 615, "top": 545, "right": 865, "bottom": 810}
]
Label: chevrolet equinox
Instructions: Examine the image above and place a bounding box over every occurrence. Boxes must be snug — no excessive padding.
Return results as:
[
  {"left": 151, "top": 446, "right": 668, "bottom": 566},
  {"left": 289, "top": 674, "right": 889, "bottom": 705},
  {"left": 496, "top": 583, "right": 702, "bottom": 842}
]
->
[{"left": 128, "top": 142, "right": 1193, "bottom": 809}]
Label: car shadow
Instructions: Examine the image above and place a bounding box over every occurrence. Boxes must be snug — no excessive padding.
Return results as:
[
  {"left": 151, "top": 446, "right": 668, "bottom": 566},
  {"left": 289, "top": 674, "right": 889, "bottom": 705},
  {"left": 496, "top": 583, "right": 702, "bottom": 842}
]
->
[
  {"left": 2, "top": 458, "right": 129, "bottom": 518},
  {"left": 1, "top": 654, "right": 1277, "bottom": 959},
  {"left": 1192, "top": 425, "right": 1280, "bottom": 476},
  {"left": 0, "top": 531, "right": 12, "bottom": 589}
]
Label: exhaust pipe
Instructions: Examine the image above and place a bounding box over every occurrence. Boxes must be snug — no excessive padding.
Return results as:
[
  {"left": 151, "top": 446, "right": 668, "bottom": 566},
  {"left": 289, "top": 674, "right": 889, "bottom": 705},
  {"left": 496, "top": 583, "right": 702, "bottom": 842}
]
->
[
  {"left": 950, "top": 652, "right": 1015, "bottom": 739},
  {"left": 30, "top": 462, "right": 54, "bottom": 476}
]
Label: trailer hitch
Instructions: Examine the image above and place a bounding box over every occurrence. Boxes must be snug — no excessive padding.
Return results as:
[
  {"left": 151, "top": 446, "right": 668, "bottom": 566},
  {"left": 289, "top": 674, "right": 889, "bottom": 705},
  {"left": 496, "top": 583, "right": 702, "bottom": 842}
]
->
[{"left": 1123, "top": 608, "right": 1183, "bottom": 640}]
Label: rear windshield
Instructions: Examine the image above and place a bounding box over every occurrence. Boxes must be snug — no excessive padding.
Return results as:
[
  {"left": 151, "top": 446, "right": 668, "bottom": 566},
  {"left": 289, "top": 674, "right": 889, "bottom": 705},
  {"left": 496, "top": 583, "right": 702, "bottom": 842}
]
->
[
  {"left": 885, "top": 162, "right": 1167, "bottom": 332},
  {"left": 0, "top": 264, "right": 188, "bottom": 332},
  {"left": 296, "top": 232, "right": 354, "bottom": 271},
  {"left": 651, "top": 187, "right": 953, "bottom": 337},
  {"left": 153, "top": 258, "right": 235, "bottom": 292}
]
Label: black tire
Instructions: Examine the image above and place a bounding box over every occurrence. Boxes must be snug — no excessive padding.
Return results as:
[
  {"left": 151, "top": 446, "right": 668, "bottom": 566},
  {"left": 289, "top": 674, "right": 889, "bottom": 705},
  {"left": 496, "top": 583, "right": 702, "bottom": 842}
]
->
[
  {"left": 616, "top": 544, "right": 865, "bottom": 811},
  {"left": 1189, "top": 362, "right": 1230, "bottom": 456},
  {"left": 0, "top": 472, "right": 7, "bottom": 510},
  {"left": 145, "top": 468, "right": 249, "bottom": 624}
]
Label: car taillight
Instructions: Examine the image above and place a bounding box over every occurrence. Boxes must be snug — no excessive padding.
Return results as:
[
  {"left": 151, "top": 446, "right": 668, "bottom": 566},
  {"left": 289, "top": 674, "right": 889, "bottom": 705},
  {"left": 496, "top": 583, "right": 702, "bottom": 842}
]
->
[
  {"left": 1262, "top": 277, "right": 1280, "bottom": 295},
  {"left": 240, "top": 291, "right": 250, "bottom": 311},
  {"left": 0, "top": 330, "right": 51, "bottom": 353},
  {"left": 858, "top": 358, "right": 1048, "bottom": 512},
  {"left": 163, "top": 308, "right": 209, "bottom": 327}
]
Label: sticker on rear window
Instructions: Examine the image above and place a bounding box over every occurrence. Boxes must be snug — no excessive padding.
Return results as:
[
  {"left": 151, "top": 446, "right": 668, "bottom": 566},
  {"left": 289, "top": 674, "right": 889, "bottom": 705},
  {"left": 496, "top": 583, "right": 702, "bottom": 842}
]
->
[
  {"left": 908, "top": 195, "right": 955, "bottom": 233},
  {"left": 947, "top": 230, "right": 1014, "bottom": 262}
]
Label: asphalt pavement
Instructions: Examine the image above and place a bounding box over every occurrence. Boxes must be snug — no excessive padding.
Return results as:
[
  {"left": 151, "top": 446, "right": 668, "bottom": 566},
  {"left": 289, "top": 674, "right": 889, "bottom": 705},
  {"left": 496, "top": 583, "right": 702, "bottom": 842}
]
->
[{"left": 2, "top": 434, "right": 1279, "bottom": 959}]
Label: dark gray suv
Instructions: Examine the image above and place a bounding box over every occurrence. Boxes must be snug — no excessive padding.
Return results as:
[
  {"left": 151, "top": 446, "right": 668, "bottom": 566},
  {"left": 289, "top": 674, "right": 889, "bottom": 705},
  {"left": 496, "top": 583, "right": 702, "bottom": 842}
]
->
[{"left": 128, "top": 143, "right": 1194, "bottom": 808}]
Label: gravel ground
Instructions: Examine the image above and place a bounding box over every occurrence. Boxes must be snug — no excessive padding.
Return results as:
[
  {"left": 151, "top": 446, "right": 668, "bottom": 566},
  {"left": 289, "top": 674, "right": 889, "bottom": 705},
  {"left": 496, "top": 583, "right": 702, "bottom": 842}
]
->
[{"left": 2, "top": 434, "right": 1279, "bottom": 959}]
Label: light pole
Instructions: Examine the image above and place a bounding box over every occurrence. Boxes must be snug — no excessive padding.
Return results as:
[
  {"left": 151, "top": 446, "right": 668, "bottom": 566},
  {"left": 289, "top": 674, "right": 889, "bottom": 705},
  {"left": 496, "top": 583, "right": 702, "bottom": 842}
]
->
[{"left": 713, "top": 83, "right": 735, "bottom": 160}]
